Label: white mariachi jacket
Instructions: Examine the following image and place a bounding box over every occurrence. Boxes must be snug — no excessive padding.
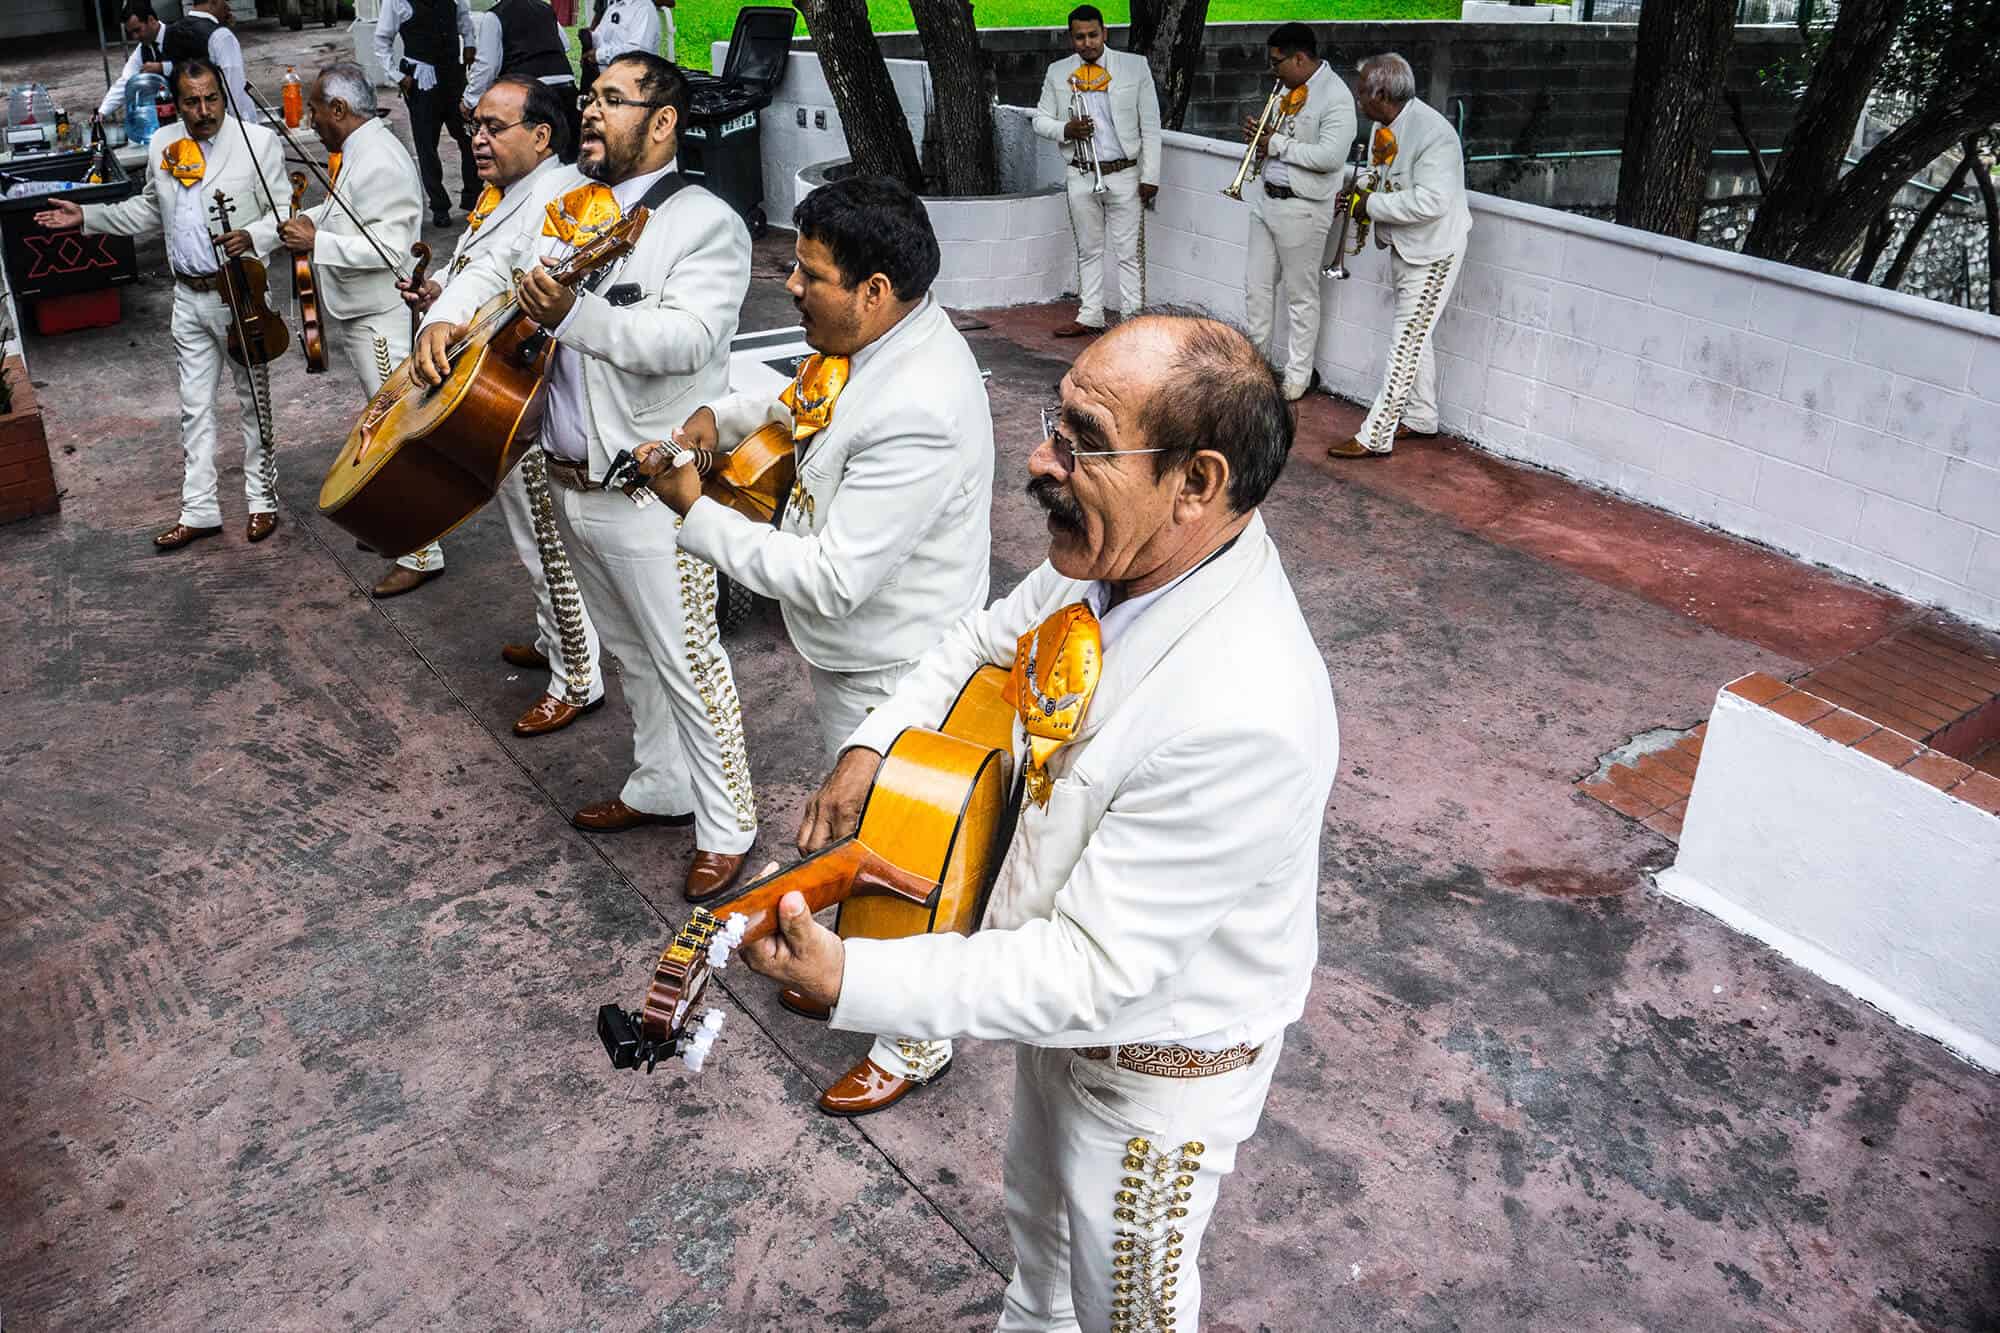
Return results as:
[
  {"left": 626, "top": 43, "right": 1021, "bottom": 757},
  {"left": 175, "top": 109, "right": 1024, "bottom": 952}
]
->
[
  {"left": 442, "top": 153, "right": 564, "bottom": 279},
  {"left": 1032, "top": 50, "right": 1163, "bottom": 187},
  {"left": 1362, "top": 97, "right": 1473, "bottom": 265},
  {"left": 424, "top": 163, "right": 751, "bottom": 481},
  {"left": 82, "top": 116, "right": 287, "bottom": 272},
  {"left": 832, "top": 512, "right": 1341, "bottom": 1049},
  {"left": 1261, "top": 59, "right": 1358, "bottom": 205},
  {"left": 243, "top": 116, "right": 422, "bottom": 319},
  {"left": 676, "top": 296, "right": 995, "bottom": 674}
]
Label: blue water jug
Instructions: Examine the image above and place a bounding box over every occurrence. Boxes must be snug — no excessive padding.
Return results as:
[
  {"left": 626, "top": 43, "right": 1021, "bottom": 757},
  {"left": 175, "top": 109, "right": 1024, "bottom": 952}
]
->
[{"left": 126, "top": 72, "right": 168, "bottom": 145}]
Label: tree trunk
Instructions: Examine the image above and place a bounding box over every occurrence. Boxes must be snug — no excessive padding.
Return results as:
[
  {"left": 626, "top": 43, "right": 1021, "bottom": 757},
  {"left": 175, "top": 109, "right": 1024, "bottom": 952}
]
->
[
  {"left": 1972, "top": 134, "right": 2000, "bottom": 313},
  {"left": 1130, "top": 0, "right": 1212, "bottom": 130},
  {"left": 793, "top": 0, "right": 923, "bottom": 191},
  {"left": 1850, "top": 208, "right": 1894, "bottom": 281},
  {"left": 1879, "top": 144, "right": 1977, "bottom": 290},
  {"left": 1740, "top": 0, "right": 1904, "bottom": 264},
  {"left": 1613, "top": 0, "right": 1738, "bottom": 238},
  {"left": 1723, "top": 88, "right": 1770, "bottom": 193},
  {"left": 909, "top": 0, "right": 997, "bottom": 195},
  {"left": 1751, "top": 76, "right": 2000, "bottom": 274}
]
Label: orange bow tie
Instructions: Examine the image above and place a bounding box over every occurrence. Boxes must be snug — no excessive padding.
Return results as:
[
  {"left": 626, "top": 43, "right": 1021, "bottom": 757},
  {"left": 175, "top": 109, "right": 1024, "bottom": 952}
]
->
[
  {"left": 780, "top": 354, "right": 850, "bottom": 442},
  {"left": 543, "top": 183, "right": 622, "bottom": 246},
  {"left": 465, "top": 183, "right": 502, "bottom": 233},
  {"left": 1069, "top": 63, "right": 1111, "bottom": 94},
  {"left": 327, "top": 151, "right": 342, "bottom": 185},
  {"left": 161, "top": 138, "right": 205, "bottom": 188},
  {"left": 1280, "top": 84, "right": 1309, "bottom": 118},
  {"left": 1370, "top": 125, "right": 1398, "bottom": 167},
  {"left": 1003, "top": 602, "right": 1104, "bottom": 806}
]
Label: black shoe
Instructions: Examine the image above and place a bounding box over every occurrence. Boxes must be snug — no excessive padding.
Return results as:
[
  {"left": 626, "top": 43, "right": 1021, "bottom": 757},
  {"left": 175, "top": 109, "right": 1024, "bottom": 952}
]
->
[
  {"left": 430, "top": 208, "right": 452, "bottom": 227},
  {"left": 458, "top": 191, "right": 479, "bottom": 211}
]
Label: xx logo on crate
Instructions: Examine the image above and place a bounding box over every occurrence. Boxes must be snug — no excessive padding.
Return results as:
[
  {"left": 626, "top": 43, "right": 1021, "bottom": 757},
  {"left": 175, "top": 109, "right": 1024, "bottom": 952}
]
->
[{"left": 24, "top": 232, "right": 120, "bottom": 280}]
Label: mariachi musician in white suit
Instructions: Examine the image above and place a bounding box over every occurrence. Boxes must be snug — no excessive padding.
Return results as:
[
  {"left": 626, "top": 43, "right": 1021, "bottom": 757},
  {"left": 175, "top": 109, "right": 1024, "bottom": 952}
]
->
[
  {"left": 742, "top": 314, "right": 1340, "bottom": 1333},
  {"left": 42, "top": 59, "right": 288, "bottom": 551},
  {"left": 232, "top": 62, "right": 430, "bottom": 593},
  {"left": 1328, "top": 52, "right": 1473, "bottom": 460},
  {"left": 417, "top": 52, "right": 758, "bottom": 904},
  {"left": 639, "top": 175, "right": 994, "bottom": 1119},
  {"left": 1032, "top": 4, "right": 1161, "bottom": 339},
  {"left": 1244, "top": 22, "right": 1357, "bottom": 403}
]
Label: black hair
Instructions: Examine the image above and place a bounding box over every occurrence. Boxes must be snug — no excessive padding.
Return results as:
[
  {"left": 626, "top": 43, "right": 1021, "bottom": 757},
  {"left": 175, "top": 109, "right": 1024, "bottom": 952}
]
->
[
  {"left": 120, "top": 1, "right": 157, "bottom": 21},
  {"left": 1067, "top": 5, "right": 1105, "bottom": 29},
  {"left": 492, "top": 73, "right": 570, "bottom": 157},
  {"left": 1268, "top": 22, "right": 1318, "bottom": 59},
  {"left": 792, "top": 175, "right": 941, "bottom": 302},
  {"left": 605, "top": 51, "right": 690, "bottom": 127},
  {"left": 170, "top": 57, "right": 221, "bottom": 100},
  {"left": 1131, "top": 309, "right": 1293, "bottom": 512}
]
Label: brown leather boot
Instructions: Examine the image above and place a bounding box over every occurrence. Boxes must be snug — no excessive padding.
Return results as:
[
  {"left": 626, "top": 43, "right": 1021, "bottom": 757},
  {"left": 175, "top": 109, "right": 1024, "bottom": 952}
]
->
[
  {"left": 372, "top": 564, "right": 444, "bottom": 598},
  {"left": 817, "top": 1054, "right": 950, "bottom": 1118},
  {"left": 246, "top": 512, "right": 279, "bottom": 543},
  {"left": 155, "top": 522, "right": 222, "bottom": 550},
  {"left": 686, "top": 851, "right": 746, "bottom": 902},
  {"left": 500, "top": 642, "right": 550, "bottom": 670},
  {"left": 512, "top": 694, "right": 604, "bottom": 737},
  {"left": 570, "top": 798, "right": 694, "bottom": 833},
  {"left": 779, "top": 988, "right": 831, "bottom": 1021}
]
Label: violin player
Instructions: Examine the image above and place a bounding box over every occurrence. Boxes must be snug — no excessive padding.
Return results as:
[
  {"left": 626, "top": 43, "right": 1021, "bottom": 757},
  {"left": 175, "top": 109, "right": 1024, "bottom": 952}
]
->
[
  {"left": 400, "top": 76, "right": 606, "bottom": 740},
  {"left": 37, "top": 59, "right": 289, "bottom": 552},
  {"left": 227, "top": 62, "right": 430, "bottom": 597},
  {"left": 637, "top": 175, "right": 995, "bottom": 1119},
  {"left": 738, "top": 313, "right": 1340, "bottom": 1333},
  {"left": 414, "top": 52, "right": 757, "bottom": 902}
]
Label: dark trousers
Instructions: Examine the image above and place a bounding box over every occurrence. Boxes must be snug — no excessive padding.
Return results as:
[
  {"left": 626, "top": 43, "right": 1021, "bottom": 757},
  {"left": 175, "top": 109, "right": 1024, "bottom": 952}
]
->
[{"left": 406, "top": 67, "right": 477, "bottom": 213}]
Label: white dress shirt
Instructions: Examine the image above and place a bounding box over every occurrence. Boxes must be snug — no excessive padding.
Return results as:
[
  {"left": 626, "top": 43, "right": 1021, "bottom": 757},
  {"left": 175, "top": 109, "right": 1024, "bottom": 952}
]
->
[
  {"left": 540, "top": 162, "right": 674, "bottom": 462},
  {"left": 99, "top": 42, "right": 157, "bottom": 119},
  {"left": 165, "top": 159, "right": 221, "bottom": 275},
  {"left": 1263, "top": 61, "right": 1334, "bottom": 190},
  {"left": 1075, "top": 62, "right": 1129, "bottom": 163},
  {"left": 591, "top": 0, "right": 661, "bottom": 63},
  {"left": 374, "top": 0, "right": 475, "bottom": 91},
  {"left": 462, "top": 10, "right": 503, "bottom": 108}
]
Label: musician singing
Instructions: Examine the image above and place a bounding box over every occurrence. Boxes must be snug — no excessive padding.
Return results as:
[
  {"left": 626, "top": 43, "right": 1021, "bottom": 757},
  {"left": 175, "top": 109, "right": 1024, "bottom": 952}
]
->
[
  {"left": 1243, "top": 23, "right": 1356, "bottom": 403},
  {"left": 1032, "top": 5, "right": 1160, "bottom": 340},
  {"left": 230, "top": 63, "right": 430, "bottom": 595},
  {"left": 38, "top": 60, "right": 288, "bottom": 551},
  {"left": 415, "top": 53, "right": 758, "bottom": 902},
  {"left": 640, "top": 175, "right": 993, "bottom": 1117},
  {"left": 743, "top": 313, "right": 1339, "bottom": 1333},
  {"left": 1328, "top": 53, "right": 1472, "bottom": 459},
  {"left": 401, "top": 76, "right": 604, "bottom": 738}
]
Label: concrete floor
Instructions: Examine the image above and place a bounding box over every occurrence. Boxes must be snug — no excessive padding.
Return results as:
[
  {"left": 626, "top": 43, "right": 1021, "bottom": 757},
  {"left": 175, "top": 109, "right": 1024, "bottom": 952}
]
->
[{"left": 5, "top": 19, "right": 1999, "bottom": 1333}]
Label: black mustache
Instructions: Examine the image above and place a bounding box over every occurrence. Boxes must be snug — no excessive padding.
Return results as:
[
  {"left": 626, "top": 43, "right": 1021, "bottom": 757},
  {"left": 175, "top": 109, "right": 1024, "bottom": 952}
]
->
[{"left": 1027, "top": 476, "right": 1084, "bottom": 533}]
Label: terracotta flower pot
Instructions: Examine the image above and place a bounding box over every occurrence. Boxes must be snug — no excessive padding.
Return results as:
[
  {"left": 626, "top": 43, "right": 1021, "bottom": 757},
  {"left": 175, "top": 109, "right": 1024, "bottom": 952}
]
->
[{"left": 0, "top": 354, "right": 60, "bottom": 524}]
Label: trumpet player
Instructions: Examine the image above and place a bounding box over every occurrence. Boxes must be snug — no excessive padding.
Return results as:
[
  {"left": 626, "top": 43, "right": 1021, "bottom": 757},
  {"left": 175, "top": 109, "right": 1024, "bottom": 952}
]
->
[
  {"left": 1328, "top": 53, "right": 1472, "bottom": 460},
  {"left": 1243, "top": 23, "right": 1356, "bottom": 403},
  {"left": 1033, "top": 5, "right": 1160, "bottom": 339}
]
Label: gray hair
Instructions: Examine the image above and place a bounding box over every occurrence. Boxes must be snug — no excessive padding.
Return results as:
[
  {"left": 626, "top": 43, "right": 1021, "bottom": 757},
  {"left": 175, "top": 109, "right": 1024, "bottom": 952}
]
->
[
  {"left": 319, "top": 61, "right": 377, "bottom": 116},
  {"left": 1355, "top": 53, "right": 1417, "bottom": 104}
]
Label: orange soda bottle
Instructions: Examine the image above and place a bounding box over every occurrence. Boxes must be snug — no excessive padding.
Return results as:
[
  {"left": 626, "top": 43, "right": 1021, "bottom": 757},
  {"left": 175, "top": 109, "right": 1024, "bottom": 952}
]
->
[{"left": 281, "top": 67, "right": 303, "bottom": 128}]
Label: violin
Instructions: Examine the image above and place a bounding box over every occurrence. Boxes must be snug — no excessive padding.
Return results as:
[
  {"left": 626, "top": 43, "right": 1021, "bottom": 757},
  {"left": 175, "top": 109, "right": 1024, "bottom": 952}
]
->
[
  {"left": 288, "top": 172, "right": 326, "bottom": 373},
  {"left": 209, "top": 191, "right": 290, "bottom": 368}
]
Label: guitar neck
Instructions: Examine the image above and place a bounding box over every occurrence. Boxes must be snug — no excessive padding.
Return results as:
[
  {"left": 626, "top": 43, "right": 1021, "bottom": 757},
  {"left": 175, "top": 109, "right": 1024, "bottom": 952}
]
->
[{"left": 705, "top": 837, "right": 938, "bottom": 944}]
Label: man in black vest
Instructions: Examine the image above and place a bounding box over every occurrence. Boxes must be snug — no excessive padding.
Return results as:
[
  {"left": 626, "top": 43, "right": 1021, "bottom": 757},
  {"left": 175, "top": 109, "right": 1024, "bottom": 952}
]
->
[
  {"left": 374, "top": 0, "right": 479, "bottom": 225},
  {"left": 492, "top": 0, "right": 582, "bottom": 164},
  {"left": 99, "top": 2, "right": 167, "bottom": 120}
]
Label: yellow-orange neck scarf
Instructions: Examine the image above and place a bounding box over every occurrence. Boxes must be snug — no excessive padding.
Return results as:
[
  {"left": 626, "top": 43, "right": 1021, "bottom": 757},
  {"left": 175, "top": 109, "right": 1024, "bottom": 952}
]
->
[
  {"left": 1003, "top": 602, "right": 1104, "bottom": 806},
  {"left": 162, "top": 138, "right": 206, "bottom": 188},
  {"left": 1280, "top": 84, "right": 1309, "bottom": 118},
  {"left": 543, "top": 182, "right": 621, "bottom": 246},
  {"left": 1069, "top": 62, "right": 1111, "bottom": 94},
  {"left": 780, "top": 354, "right": 850, "bottom": 442},
  {"left": 327, "top": 151, "right": 342, "bottom": 185},
  {"left": 1370, "top": 125, "right": 1398, "bottom": 167},
  {"left": 465, "top": 183, "right": 502, "bottom": 234}
]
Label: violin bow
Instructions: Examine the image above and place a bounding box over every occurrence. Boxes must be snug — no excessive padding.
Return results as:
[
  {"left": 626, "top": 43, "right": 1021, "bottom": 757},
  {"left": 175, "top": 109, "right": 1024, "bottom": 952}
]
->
[{"left": 238, "top": 80, "right": 415, "bottom": 280}]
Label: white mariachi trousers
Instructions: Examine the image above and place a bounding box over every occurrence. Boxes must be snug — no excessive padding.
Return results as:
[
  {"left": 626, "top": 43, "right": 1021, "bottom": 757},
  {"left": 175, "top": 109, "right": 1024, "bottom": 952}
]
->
[
  {"left": 1066, "top": 165, "right": 1144, "bottom": 328},
  {"left": 805, "top": 660, "right": 953, "bottom": 1084},
  {"left": 1356, "top": 241, "right": 1467, "bottom": 453},
  {"left": 1245, "top": 191, "right": 1340, "bottom": 396},
  {"left": 996, "top": 1040, "right": 1284, "bottom": 1333},
  {"left": 500, "top": 452, "right": 603, "bottom": 707},
  {"left": 324, "top": 304, "right": 444, "bottom": 574},
  {"left": 170, "top": 288, "right": 277, "bottom": 529},
  {"left": 550, "top": 483, "right": 758, "bottom": 855}
]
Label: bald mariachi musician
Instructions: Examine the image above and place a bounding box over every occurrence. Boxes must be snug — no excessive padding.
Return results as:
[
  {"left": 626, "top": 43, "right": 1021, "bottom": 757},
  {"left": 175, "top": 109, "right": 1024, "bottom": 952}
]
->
[
  {"left": 636, "top": 175, "right": 995, "bottom": 1119},
  {"left": 739, "top": 313, "right": 1339, "bottom": 1333},
  {"left": 1327, "top": 52, "right": 1473, "bottom": 460}
]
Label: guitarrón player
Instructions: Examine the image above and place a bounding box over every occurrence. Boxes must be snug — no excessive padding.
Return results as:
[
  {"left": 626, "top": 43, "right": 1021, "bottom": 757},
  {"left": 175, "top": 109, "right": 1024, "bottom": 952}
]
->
[
  {"left": 635, "top": 174, "right": 995, "bottom": 1120},
  {"left": 413, "top": 51, "right": 757, "bottom": 903},
  {"left": 736, "top": 313, "right": 1340, "bottom": 1333}
]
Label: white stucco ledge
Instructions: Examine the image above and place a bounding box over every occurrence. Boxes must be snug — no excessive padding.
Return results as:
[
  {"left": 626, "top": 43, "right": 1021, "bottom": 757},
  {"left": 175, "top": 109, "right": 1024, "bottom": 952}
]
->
[{"left": 1656, "top": 675, "right": 2000, "bottom": 1073}]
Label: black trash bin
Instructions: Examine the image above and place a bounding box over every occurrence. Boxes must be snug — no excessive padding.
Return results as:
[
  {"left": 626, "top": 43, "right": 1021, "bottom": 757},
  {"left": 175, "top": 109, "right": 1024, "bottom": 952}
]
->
[
  {"left": 679, "top": 6, "right": 795, "bottom": 238},
  {"left": 0, "top": 149, "right": 139, "bottom": 300}
]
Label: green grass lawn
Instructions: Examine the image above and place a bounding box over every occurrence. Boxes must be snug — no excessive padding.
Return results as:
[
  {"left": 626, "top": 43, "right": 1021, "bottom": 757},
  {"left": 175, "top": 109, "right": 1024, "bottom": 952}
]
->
[{"left": 668, "top": 1, "right": 1459, "bottom": 71}]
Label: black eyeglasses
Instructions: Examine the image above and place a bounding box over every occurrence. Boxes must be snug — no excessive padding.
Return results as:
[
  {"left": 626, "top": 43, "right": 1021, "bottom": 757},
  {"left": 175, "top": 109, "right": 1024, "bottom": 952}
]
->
[
  {"left": 578, "top": 91, "right": 672, "bottom": 113},
  {"left": 469, "top": 116, "right": 524, "bottom": 139}
]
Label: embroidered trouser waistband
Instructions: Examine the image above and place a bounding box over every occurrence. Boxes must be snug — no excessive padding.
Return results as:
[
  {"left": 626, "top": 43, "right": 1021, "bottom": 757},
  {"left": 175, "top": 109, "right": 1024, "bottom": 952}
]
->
[{"left": 1075, "top": 1042, "right": 1261, "bottom": 1078}]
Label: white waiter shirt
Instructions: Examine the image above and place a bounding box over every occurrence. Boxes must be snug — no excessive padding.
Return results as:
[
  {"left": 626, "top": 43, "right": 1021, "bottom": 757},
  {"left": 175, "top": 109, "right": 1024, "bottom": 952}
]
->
[
  {"left": 373, "top": 0, "right": 476, "bottom": 93},
  {"left": 183, "top": 13, "right": 248, "bottom": 120}
]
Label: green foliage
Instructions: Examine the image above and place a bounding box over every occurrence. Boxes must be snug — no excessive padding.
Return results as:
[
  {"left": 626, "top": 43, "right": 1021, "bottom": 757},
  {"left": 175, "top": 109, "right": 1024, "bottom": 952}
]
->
[
  {"left": 1873, "top": 0, "right": 2000, "bottom": 103},
  {"left": 673, "top": 1, "right": 1457, "bottom": 71}
]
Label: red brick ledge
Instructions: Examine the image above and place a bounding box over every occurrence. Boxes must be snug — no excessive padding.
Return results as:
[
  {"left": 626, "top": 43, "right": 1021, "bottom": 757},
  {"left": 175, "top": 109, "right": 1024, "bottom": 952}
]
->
[{"left": 1724, "top": 672, "right": 2000, "bottom": 817}]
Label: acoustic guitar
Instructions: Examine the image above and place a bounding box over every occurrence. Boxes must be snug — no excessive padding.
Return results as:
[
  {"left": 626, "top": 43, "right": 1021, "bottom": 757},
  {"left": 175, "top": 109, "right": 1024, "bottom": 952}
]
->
[
  {"left": 317, "top": 210, "right": 646, "bottom": 558},
  {"left": 600, "top": 665, "right": 1019, "bottom": 1074}
]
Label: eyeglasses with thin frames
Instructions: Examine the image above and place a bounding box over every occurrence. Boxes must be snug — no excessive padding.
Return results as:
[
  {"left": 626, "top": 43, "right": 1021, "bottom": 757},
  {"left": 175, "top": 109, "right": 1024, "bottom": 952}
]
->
[
  {"left": 468, "top": 116, "right": 524, "bottom": 139},
  {"left": 577, "top": 90, "right": 672, "bottom": 113},
  {"left": 1040, "top": 404, "right": 1169, "bottom": 470}
]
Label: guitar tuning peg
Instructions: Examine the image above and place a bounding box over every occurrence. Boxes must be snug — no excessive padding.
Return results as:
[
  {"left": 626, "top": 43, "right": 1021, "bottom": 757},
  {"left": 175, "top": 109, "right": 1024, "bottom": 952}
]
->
[
  {"left": 721, "top": 916, "right": 747, "bottom": 947},
  {"left": 707, "top": 937, "right": 731, "bottom": 971},
  {"left": 701, "top": 1008, "right": 725, "bottom": 1034}
]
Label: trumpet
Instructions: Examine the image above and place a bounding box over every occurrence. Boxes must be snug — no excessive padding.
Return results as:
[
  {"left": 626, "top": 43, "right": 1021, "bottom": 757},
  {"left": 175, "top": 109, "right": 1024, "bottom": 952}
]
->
[
  {"left": 1069, "top": 90, "right": 1107, "bottom": 195},
  {"left": 1223, "top": 80, "right": 1284, "bottom": 201},
  {"left": 1323, "top": 143, "right": 1371, "bottom": 280}
]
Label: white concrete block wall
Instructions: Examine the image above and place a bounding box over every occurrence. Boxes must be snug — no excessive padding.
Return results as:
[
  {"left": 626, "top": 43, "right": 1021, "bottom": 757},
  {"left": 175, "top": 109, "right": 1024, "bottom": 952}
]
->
[
  {"left": 1658, "top": 688, "right": 2000, "bottom": 1072},
  {"left": 750, "top": 48, "right": 932, "bottom": 228}
]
